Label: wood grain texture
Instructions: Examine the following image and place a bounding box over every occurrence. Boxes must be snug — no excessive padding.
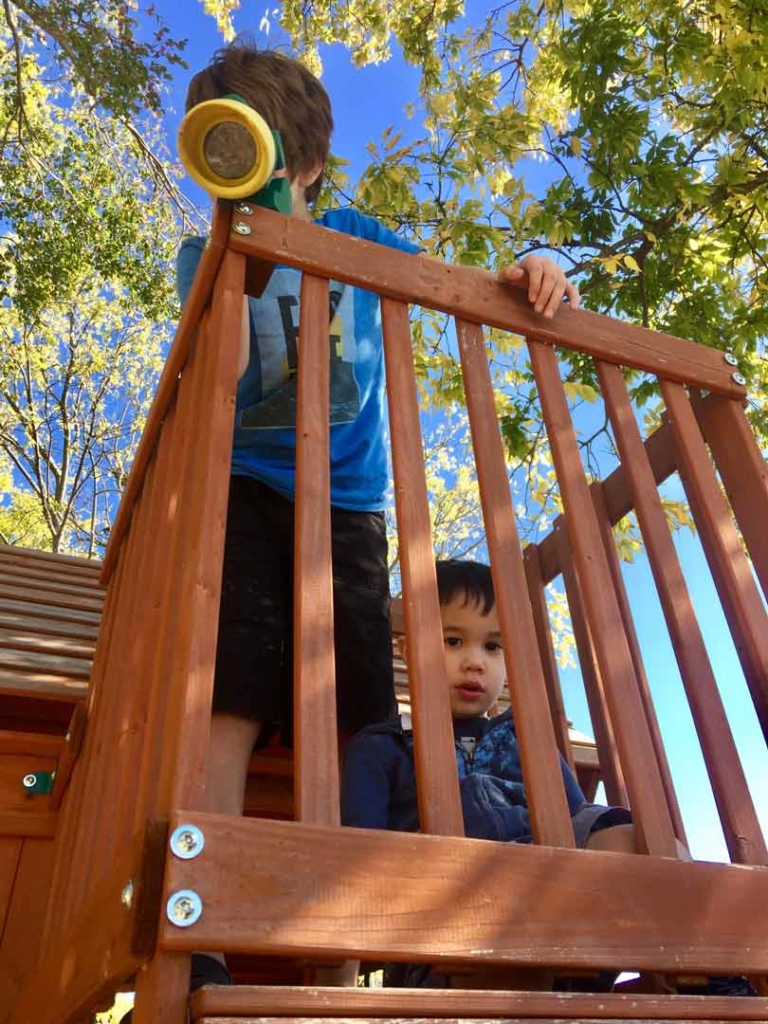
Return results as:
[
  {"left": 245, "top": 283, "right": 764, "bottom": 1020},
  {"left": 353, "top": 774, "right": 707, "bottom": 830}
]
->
[
  {"left": 456, "top": 319, "right": 574, "bottom": 847},
  {"left": 293, "top": 274, "right": 339, "bottom": 826},
  {"left": 191, "top": 984, "right": 768, "bottom": 1021},
  {"left": 230, "top": 206, "right": 744, "bottom": 396},
  {"left": 160, "top": 812, "right": 768, "bottom": 974}
]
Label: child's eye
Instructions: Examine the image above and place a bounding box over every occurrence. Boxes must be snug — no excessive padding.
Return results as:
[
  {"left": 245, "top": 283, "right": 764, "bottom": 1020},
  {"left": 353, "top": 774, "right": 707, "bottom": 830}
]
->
[
  {"left": 486, "top": 641, "right": 502, "bottom": 653},
  {"left": 444, "top": 636, "right": 461, "bottom": 648}
]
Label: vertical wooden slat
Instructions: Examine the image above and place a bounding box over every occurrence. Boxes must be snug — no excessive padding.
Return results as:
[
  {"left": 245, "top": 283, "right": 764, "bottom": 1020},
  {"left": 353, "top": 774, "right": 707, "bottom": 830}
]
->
[
  {"left": 457, "top": 320, "right": 574, "bottom": 846},
  {"left": 381, "top": 298, "right": 463, "bottom": 837},
  {"left": 153, "top": 247, "right": 246, "bottom": 815},
  {"left": 293, "top": 274, "right": 339, "bottom": 826},
  {"left": 590, "top": 480, "right": 688, "bottom": 847},
  {"left": 691, "top": 391, "right": 768, "bottom": 603},
  {"left": 600, "top": 364, "right": 766, "bottom": 863},
  {"left": 131, "top": 317, "right": 206, "bottom": 832},
  {"left": 529, "top": 340, "right": 678, "bottom": 857},
  {"left": 661, "top": 379, "right": 768, "bottom": 745},
  {"left": 523, "top": 543, "right": 576, "bottom": 772},
  {"left": 555, "top": 520, "right": 629, "bottom": 809}
]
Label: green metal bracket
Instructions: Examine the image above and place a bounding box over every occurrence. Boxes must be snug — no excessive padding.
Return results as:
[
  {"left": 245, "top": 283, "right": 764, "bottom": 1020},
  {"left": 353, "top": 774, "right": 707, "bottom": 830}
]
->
[{"left": 22, "top": 770, "right": 55, "bottom": 795}]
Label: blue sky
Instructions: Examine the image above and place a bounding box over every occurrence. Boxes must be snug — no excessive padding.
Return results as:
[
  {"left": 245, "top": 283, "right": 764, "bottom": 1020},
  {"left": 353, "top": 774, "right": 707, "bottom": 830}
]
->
[{"left": 151, "top": 2, "right": 767, "bottom": 862}]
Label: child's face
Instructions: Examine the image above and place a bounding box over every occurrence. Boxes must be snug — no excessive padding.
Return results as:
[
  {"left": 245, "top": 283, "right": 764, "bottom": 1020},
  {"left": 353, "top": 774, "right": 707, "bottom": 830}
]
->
[{"left": 440, "top": 596, "right": 506, "bottom": 719}]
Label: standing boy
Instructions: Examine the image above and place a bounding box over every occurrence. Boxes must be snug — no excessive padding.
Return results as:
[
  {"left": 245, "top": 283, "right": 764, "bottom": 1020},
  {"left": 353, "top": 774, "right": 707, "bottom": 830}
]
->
[{"left": 172, "top": 42, "right": 579, "bottom": 998}]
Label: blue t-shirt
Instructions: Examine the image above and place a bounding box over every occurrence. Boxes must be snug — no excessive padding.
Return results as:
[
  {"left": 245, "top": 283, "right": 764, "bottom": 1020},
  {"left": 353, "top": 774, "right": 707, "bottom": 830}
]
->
[{"left": 176, "top": 207, "right": 420, "bottom": 510}]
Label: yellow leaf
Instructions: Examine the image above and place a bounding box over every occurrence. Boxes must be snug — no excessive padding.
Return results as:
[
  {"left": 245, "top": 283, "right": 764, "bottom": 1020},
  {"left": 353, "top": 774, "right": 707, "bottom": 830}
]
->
[
  {"left": 623, "top": 255, "right": 641, "bottom": 273},
  {"left": 604, "top": 258, "right": 619, "bottom": 275},
  {"left": 569, "top": 134, "right": 582, "bottom": 157}
]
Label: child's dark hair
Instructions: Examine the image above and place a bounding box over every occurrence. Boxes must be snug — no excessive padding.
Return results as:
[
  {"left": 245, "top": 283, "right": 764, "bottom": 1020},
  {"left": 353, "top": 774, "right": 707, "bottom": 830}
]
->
[
  {"left": 185, "top": 40, "right": 333, "bottom": 204},
  {"left": 435, "top": 560, "right": 495, "bottom": 616}
]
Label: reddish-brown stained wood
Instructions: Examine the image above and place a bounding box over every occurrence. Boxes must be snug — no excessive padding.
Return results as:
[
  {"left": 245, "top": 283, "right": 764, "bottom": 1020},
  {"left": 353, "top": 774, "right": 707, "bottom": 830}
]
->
[
  {"left": 293, "top": 274, "right": 339, "bottom": 826},
  {"left": 555, "top": 521, "right": 628, "bottom": 809},
  {"left": 0, "top": 838, "right": 54, "bottom": 1009},
  {"left": 0, "top": 543, "right": 99, "bottom": 572},
  {"left": 0, "top": 556, "right": 102, "bottom": 588},
  {"left": 0, "top": 597, "right": 101, "bottom": 626},
  {"left": 456, "top": 319, "right": 574, "bottom": 847},
  {"left": 381, "top": 298, "right": 463, "bottom": 838},
  {"left": 692, "top": 391, "right": 768, "bottom": 603},
  {"left": 661, "top": 380, "right": 768, "bottom": 744},
  {"left": 161, "top": 811, "right": 768, "bottom": 973},
  {"left": 0, "top": 610, "right": 99, "bottom": 642},
  {"left": 0, "top": 670, "right": 87, "bottom": 701},
  {"left": 0, "top": 812, "right": 56, "bottom": 838},
  {"left": 0, "top": 570, "right": 103, "bottom": 602},
  {"left": 191, "top": 984, "right": 768, "bottom": 1021},
  {"left": 0, "top": 837, "right": 21, "bottom": 933},
  {"left": 523, "top": 544, "right": 575, "bottom": 771},
  {"left": 0, "top": 647, "right": 92, "bottom": 679},
  {"left": 131, "top": 952, "right": 192, "bottom": 1024},
  {"left": 0, "top": 628, "right": 94, "bottom": 659},
  {"left": 590, "top": 481, "right": 687, "bottom": 847},
  {"left": 230, "top": 207, "right": 744, "bottom": 397},
  {"left": 154, "top": 247, "right": 245, "bottom": 816},
  {"left": 49, "top": 703, "right": 87, "bottom": 812},
  {"left": 600, "top": 364, "right": 765, "bottom": 864},
  {"left": 12, "top": 830, "right": 150, "bottom": 1024},
  {"left": 529, "top": 342, "right": 677, "bottom": 857},
  {"left": 0, "top": 732, "right": 61, "bottom": 759},
  {"left": 0, "top": 583, "right": 103, "bottom": 614},
  {"left": 101, "top": 201, "right": 232, "bottom": 584}
]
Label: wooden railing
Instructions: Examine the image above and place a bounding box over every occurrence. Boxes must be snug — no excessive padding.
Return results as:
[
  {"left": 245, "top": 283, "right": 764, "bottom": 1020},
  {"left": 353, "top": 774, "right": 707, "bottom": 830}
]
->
[{"left": 10, "top": 199, "right": 768, "bottom": 1023}]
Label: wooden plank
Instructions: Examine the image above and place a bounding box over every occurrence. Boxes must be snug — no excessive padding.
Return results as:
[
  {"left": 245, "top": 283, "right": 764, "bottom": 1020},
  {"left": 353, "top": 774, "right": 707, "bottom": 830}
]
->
[
  {"left": 0, "top": 838, "right": 54, "bottom": 1012},
  {"left": 0, "top": 627, "right": 95, "bottom": 659},
  {"left": 529, "top": 342, "right": 677, "bottom": 857},
  {"left": 0, "top": 669, "right": 87, "bottom": 701},
  {"left": 523, "top": 544, "right": 575, "bottom": 771},
  {"left": 590, "top": 481, "right": 687, "bottom": 847},
  {"left": 554, "top": 522, "right": 628, "bottom": 809},
  {"left": 381, "top": 299, "right": 464, "bottom": 837},
  {"left": 0, "top": 837, "right": 22, "bottom": 936},
  {"left": 196, "top": 1018, "right": 761, "bottom": 1024},
  {"left": 0, "top": 571, "right": 104, "bottom": 601},
  {"left": 161, "top": 812, "right": 768, "bottom": 973},
  {"left": 456, "top": 319, "right": 574, "bottom": 847},
  {"left": 152, "top": 247, "right": 245, "bottom": 817},
  {"left": 536, "top": 420, "right": 678, "bottom": 586},
  {"left": 191, "top": 984, "right": 768, "bottom": 1022},
  {"left": 0, "top": 597, "right": 100, "bottom": 626},
  {"left": 0, "top": 750, "right": 55, "bottom": 812},
  {"left": 132, "top": 951, "right": 193, "bottom": 1024},
  {"left": 0, "top": 732, "right": 62, "bottom": 759},
  {"left": 11, "top": 826, "right": 157, "bottom": 1024},
  {"left": 0, "top": 811, "right": 57, "bottom": 838},
  {"left": 230, "top": 206, "right": 744, "bottom": 396},
  {"left": 661, "top": 380, "right": 768, "bottom": 744},
  {"left": 691, "top": 391, "right": 768, "bottom": 602},
  {"left": 599, "top": 364, "right": 765, "bottom": 864},
  {"left": 0, "top": 583, "right": 103, "bottom": 613},
  {"left": 0, "top": 647, "right": 91, "bottom": 679},
  {"left": 293, "top": 274, "right": 339, "bottom": 826},
  {"left": 0, "top": 543, "right": 99, "bottom": 572},
  {"left": 0, "top": 610, "right": 99, "bottom": 642},
  {"left": 0, "top": 557, "right": 102, "bottom": 590},
  {"left": 101, "top": 201, "right": 232, "bottom": 584},
  {"left": 50, "top": 704, "right": 87, "bottom": 812}
]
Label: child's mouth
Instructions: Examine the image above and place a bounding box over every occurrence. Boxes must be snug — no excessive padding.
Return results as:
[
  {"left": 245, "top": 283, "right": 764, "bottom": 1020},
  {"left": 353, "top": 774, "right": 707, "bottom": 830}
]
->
[{"left": 457, "top": 681, "right": 484, "bottom": 699}]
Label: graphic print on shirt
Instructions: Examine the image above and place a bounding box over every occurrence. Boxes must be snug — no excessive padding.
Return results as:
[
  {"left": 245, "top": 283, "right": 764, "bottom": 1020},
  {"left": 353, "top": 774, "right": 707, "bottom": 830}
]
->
[{"left": 239, "top": 272, "right": 359, "bottom": 430}]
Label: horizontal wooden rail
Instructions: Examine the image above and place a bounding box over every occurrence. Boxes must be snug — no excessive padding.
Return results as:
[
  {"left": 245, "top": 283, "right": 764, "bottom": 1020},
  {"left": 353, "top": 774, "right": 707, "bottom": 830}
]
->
[
  {"left": 160, "top": 812, "right": 768, "bottom": 974},
  {"left": 190, "top": 984, "right": 768, "bottom": 1021},
  {"left": 229, "top": 206, "right": 745, "bottom": 398}
]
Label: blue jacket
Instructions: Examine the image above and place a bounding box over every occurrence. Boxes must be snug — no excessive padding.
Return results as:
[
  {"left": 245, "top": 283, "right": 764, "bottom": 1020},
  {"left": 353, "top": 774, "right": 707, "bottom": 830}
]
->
[{"left": 341, "top": 709, "right": 630, "bottom": 844}]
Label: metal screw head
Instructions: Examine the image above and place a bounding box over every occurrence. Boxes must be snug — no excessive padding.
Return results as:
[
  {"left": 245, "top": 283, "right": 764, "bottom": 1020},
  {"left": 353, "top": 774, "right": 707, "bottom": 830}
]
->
[
  {"left": 233, "top": 221, "right": 251, "bottom": 236},
  {"left": 121, "top": 881, "right": 134, "bottom": 909},
  {"left": 234, "top": 202, "right": 254, "bottom": 215},
  {"left": 22, "top": 774, "right": 37, "bottom": 789},
  {"left": 170, "top": 824, "right": 205, "bottom": 860},
  {"left": 724, "top": 352, "right": 739, "bottom": 366},
  {"left": 732, "top": 372, "right": 747, "bottom": 386},
  {"left": 166, "top": 890, "right": 203, "bottom": 927}
]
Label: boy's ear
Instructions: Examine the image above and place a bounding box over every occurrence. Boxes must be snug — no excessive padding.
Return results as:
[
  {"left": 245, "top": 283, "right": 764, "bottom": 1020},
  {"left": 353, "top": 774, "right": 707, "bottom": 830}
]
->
[{"left": 293, "top": 160, "right": 323, "bottom": 189}]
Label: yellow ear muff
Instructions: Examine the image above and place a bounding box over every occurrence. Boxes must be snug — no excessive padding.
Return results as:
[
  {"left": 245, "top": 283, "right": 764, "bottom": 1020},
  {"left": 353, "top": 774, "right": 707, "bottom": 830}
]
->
[{"left": 177, "top": 98, "right": 277, "bottom": 200}]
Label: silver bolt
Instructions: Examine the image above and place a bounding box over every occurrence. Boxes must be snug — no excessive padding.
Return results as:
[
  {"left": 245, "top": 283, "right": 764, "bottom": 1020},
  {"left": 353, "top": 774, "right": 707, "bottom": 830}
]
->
[
  {"left": 233, "top": 221, "right": 251, "bottom": 236},
  {"left": 167, "top": 890, "right": 203, "bottom": 927},
  {"left": 121, "top": 881, "right": 134, "bottom": 909},
  {"left": 234, "top": 202, "right": 254, "bottom": 215},
  {"left": 732, "top": 372, "right": 747, "bottom": 386},
  {"left": 22, "top": 774, "right": 37, "bottom": 789},
  {"left": 170, "top": 824, "right": 205, "bottom": 860},
  {"left": 723, "top": 352, "right": 739, "bottom": 366}
]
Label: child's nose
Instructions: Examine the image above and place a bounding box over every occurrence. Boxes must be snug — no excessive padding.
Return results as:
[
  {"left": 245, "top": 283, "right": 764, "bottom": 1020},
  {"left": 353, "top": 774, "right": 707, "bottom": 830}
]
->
[{"left": 462, "top": 647, "right": 485, "bottom": 671}]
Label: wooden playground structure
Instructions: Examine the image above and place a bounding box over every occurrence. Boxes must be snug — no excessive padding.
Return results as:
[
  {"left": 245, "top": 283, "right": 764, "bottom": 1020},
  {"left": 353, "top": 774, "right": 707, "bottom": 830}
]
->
[{"left": 1, "top": 199, "right": 767, "bottom": 1022}]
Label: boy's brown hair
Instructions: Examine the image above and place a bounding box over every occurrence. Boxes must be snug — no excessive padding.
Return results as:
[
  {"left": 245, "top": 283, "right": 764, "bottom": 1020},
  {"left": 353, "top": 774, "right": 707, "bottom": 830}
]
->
[{"left": 185, "top": 41, "right": 333, "bottom": 204}]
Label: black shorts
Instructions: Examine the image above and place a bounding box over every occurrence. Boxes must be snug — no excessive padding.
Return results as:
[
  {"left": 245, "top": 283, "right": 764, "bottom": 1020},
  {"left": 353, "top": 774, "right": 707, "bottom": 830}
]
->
[{"left": 213, "top": 475, "right": 396, "bottom": 741}]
